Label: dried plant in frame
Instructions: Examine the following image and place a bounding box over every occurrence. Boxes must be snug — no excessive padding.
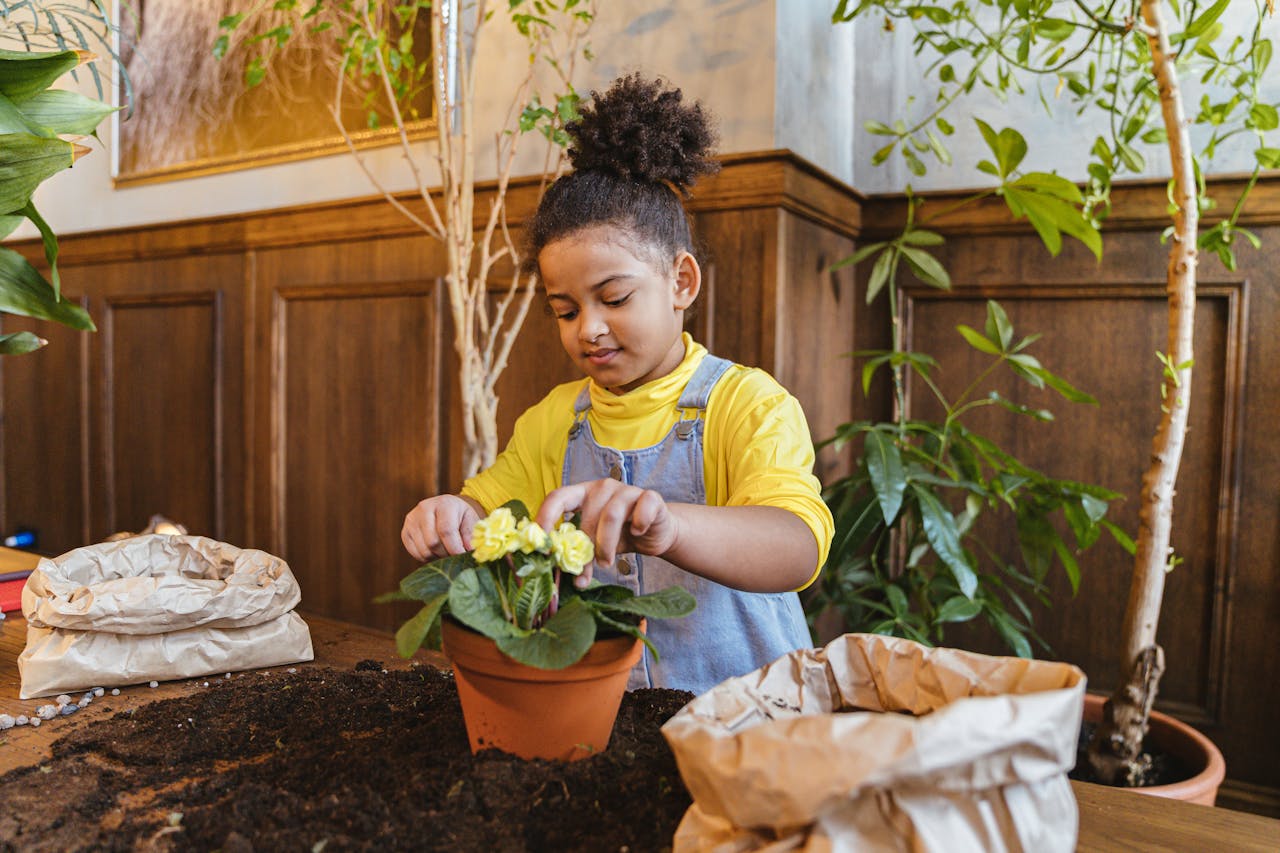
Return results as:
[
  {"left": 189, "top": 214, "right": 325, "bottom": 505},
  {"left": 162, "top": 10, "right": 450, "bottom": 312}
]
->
[{"left": 111, "top": 0, "right": 434, "bottom": 185}]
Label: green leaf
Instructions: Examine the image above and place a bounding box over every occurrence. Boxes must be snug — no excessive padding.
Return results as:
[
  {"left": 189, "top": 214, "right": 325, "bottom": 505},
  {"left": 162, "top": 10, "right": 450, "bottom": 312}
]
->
[
  {"left": 0, "top": 132, "right": 74, "bottom": 213},
  {"left": 20, "top": 201, "right": 58, "bottom": 295},
  {"left": 1102, "top": 520, "right": 1137, "bottom": 555},
  {"left": 19, "top": 89, "right": 118, "bottom": 136},
  {"left": 1249, "top": 103, "right": 1279, "bottom": 132},
  {"left": 0, "top": 90, "right": 51, "bottom": 138},
  {"left": 448, "top": 567, "right": 521, "bottom": 638},
  {"left": 956, "top": 324, "right": 1001, "bottom": 355},
  {"left": 864, "top": 430, "right": 906, "bottom": 525},
  {"left": 1184, "top": 0, "right": 1230, "bottom": 40},
  {"left": 975, "top": 118, "right": 1026, "bottom": 177},
  {"left": 0, "top": 247, "right": 93, "bottom": 329},
  {"left": 1052, "top": 537, "right": 1081, "bottom": 595},
  {"left": 828, "top": 241, "right": 885, "bottom": 272},
  {"left": 0, "top": 214, "right": 23, "bottom": 240},
  {"left": 984, "top": 299, "right": 1013, "bottom": 350},
  {"left": 990, "top": 610, "right": 1033, "bottom": 658},
  {"left": 395, "top": 595, "right": 447, "bottom": 657},
  {"left": 865, "top": 247, "right": 896, "bottom": 304},
  {"left": 496, "top": 596, "right": 597, "bottom": 669},
  {"left": 912, "top": 484, "right": 978, "bottom": 598},
  {"left": 400, "top": 552, "right": 477, "bottom": 599},
  {"left": 0, "top": 49, "right": 80, "bottom": 105},
  {"left": 1025, "top": 364, "right": 1098, "bottom": 404},
  {"left": 935, "top": 595, "right": 982, "bottom": 623},
  {"left": 900, "top": 229, "right": 944, "bottom": 247},
  {"left": 513, "top": 571, "right": 553, "bottom": 629},
  {"left": 595, "top": 585, "right": 696, "bottom": 619},
  {"left": 989, "top": 391, "right": 1053, "bottom": 421},
  {"left": 1013, "top": 172, "right": 1084, "bottom": 204},
  {"left": 1080, "top": 493, "right": 1109, "bottom": 523},
  {"left": 500, "top": 499, "right": 532, "bottom": 522},
  {"left": 0, "top": 331, "right": 46, "bottom": 354},
  {"left": 885, "top": 584, "right": 908, "bottom": 617},
  {"left": 899, "top": 245, "right": 951, "bottom": 289}
]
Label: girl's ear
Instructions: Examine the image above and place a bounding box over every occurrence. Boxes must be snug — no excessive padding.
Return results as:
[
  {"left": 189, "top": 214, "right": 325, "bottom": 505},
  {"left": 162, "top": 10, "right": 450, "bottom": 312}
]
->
[{"left": 671, "top": 252, "right": 701, "bottom": 309}]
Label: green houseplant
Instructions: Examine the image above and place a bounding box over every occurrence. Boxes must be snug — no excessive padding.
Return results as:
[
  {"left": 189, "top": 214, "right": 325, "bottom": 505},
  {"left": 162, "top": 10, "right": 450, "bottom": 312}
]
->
[
  {"left": 1, "top": 0, "right": 125, "bottom": 354},
  {"left": 385, "top": 500, "right": 695, "bottom": 759},
  {"left": 829, "top": 0, "right": 1275, "bottom": 792}
]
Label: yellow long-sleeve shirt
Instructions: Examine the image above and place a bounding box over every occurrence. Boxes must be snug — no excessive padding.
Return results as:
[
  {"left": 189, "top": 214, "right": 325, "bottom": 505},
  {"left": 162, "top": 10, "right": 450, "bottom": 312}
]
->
[{"left": 462, "top": 334, "right": 833, "bottom": 588}]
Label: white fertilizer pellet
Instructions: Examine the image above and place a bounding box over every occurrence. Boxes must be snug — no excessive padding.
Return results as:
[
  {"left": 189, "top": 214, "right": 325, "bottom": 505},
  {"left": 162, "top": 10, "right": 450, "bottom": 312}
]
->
[
  {"left": 0, "top": 715, "right": 14, "bottom": 730},
  {"left": 93, "top": 688, "right": 105, "bottom": 697},
  {"left": 29, "top": 718, "right": 40, "bottom": 728},
  {"left": 35, "top": 705, "right": 57, "bottom": 720},
  {"left": 149, "top": 681, "right": 159, "bottom": 688},
  {"left": 55, "top": 695, "right": 72, "bottom": 707},
  {"left": 15, "top": 715, "right": 28, "bottom": 726},
  {"left": 111, "top": 689, "right": 120, "bottom": 696}
]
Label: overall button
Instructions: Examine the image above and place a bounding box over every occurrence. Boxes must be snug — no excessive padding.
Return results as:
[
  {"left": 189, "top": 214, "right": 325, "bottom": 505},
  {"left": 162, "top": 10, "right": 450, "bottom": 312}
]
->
[
  {"left": 609, "top": 463, "right": 623, "bottom": 480},
  {"left": 618, "top": 557, "right": 634, "bottom": 576}
]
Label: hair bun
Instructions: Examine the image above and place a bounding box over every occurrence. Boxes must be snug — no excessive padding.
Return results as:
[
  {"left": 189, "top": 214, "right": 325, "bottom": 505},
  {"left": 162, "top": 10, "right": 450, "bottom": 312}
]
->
[{"left": 567, "top": 74, "right": 719, "bottom": 195}]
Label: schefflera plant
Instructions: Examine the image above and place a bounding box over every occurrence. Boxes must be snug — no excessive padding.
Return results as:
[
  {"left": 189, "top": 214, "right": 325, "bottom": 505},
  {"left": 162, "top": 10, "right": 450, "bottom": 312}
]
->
[
  {"left": 810, "top": 297, "right": 1127, "bottom": 658},
  {"left": 385, "top": 501, "right": 696, "bottom": 669}
]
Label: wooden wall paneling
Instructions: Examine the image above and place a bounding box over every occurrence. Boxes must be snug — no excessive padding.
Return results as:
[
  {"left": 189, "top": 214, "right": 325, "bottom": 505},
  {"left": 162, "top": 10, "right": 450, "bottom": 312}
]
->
[
  {"left": 254, "top": 233, "right": 445, "bottom": 631},
  {"left": 691, "top": 208, "right": 779, "bottom": 372},
  {"left": 772, "top": 210, "right": 857, "bottom": 484},
  {"left": 0, "top": 303, "right": 91, "bottom": 553},
  {"left": 1217, "top": 234, "right": 1280, "bottom": 802},
  {"left": 84, "top": 253, "right": 246, "bottom": 547}
]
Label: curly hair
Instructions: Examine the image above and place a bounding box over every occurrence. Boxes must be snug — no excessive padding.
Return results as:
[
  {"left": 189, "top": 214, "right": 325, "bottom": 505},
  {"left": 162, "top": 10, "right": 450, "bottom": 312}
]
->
[{"left": 524, "top": 74, "right": 719, "bottom": 274}]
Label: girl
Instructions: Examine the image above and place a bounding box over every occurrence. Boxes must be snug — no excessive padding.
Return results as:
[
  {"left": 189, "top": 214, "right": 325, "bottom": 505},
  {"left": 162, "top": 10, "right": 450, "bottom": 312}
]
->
[{"left": 402, "top": 75, "right": 833, "bottom": 695}]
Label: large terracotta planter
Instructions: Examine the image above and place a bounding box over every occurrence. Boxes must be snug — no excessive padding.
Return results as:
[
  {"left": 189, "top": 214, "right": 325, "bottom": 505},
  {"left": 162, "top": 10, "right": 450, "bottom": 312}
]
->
[
  {"left": 1082, "top": 693, "right": 1226, "bottom": 805},
  {"left": 441, "top": 617, "right": 645, "bottom": 761}
]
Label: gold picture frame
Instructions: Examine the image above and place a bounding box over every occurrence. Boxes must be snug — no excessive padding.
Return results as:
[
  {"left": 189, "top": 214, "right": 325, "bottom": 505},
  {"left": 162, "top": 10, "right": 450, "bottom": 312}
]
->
[{"left": 111, "top": 1, "right": 436, "bottom": 187}]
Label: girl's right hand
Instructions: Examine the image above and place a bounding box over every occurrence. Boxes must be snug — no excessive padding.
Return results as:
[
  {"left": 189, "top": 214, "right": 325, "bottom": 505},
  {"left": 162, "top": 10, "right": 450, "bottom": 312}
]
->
[{"left": 401, "top": 495, "right": 482, "bottom": 562}]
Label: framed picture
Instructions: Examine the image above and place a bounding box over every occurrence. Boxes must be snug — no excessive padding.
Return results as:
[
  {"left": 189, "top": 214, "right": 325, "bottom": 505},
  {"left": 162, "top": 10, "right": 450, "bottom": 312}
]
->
[{"left": 111, "top": 1, "right": 435, "bottom": 186}]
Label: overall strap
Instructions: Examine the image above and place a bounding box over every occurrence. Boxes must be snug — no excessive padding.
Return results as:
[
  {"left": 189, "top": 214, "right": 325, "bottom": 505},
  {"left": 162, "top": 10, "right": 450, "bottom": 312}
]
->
[
  {"left": 568, "top": 380, "right": 592, "bottom": 438},
  {"left": 676, "top": 354, "right": 733, "bottom": 411}
]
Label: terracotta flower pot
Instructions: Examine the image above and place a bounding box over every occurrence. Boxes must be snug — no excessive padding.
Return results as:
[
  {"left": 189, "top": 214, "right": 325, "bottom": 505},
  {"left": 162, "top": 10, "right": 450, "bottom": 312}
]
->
[
  {"left": 1081, "top": 693, "right": 1226, "bottom": 805},
  {"left": 441, "top": 617, "right": 645, "bottom": 761}
]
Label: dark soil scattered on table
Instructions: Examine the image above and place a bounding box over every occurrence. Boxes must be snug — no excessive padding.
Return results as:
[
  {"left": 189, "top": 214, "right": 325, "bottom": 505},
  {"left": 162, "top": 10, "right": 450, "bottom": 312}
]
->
[
  {"left": 0, "top": 663, "right": 694, "bottom": 852},
  {"left": 1068, "top": 720, "right": 1192, "bottom": 788}
]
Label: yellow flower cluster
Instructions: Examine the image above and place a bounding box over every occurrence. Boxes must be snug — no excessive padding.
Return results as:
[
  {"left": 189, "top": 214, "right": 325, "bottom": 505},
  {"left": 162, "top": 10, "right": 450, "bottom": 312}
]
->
[{"left": 470, "top": 507, "right": 593, "bottom": 575}]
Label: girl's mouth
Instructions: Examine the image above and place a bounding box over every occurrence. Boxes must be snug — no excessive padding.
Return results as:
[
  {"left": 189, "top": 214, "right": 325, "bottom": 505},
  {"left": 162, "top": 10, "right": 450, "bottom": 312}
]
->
[{"left": 586, "top": 348, "right": 619, "bottom": 365}]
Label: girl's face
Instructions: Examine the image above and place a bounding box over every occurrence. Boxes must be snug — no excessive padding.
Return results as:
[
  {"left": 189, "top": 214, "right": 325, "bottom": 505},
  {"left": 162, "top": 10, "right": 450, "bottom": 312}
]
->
[{"left": 541, "top": 226, "right": 700, "bottom": 395}]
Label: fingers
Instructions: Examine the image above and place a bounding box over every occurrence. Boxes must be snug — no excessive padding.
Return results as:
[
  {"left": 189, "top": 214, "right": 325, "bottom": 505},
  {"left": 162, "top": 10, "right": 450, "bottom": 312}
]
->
[
  {"left": 402, "top": 496, "right": 480, "bottom": 562},
  {"left": 535, "top": 483, "right": 588, "bottom": 532}
]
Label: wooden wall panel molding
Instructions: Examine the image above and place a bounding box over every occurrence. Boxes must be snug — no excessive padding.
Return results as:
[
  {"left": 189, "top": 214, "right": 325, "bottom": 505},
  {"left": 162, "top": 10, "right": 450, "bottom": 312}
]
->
[
  {"left": 268, "top": 281, "right": 440, "bottom": 630},
  {"left": 100, "top": 291, "right": 224, "bottom": 540},
  {"left": 6, "top": 151, "right": 863, "bottom": 268},
  {"left": 902, "top": 281, "right": 1247, "bottom": 728}
]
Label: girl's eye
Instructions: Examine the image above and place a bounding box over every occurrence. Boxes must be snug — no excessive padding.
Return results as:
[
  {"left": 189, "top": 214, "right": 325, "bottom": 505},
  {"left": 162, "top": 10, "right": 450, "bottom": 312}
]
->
[
  {"left": 604, "top": 293, "right": 632, "bottom": 307},
  {"left": 555, "top": 309, "right": 578, "bottom": 321}
]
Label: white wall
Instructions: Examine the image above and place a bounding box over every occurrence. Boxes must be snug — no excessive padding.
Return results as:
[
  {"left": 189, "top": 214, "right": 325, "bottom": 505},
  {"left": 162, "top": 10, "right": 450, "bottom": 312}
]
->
[
  {"left": 776, "top": 2, "right": 856, "bottom": 184},
  {"left": 851, "top": 11, "right": 1280, "bottom": 195},
  {"left": 17, "top": 0, "right": 818, "bottom": 239}
]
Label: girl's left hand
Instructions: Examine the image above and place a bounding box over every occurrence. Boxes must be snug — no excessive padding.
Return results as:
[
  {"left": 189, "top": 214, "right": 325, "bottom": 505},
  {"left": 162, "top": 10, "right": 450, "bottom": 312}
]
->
[{"left": 536, "top": 479, "right": 681, "bottom": 588}]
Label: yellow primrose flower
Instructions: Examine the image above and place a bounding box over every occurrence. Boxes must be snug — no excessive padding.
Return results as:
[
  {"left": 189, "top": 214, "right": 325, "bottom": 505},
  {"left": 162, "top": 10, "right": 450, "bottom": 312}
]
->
[
  {"left": 550, "top": 522, "right": 594, "bottom": 575},
  {"left": 514, "top": 517, "right": 551, "bottom": 554},
  {"left": 471, "top": 507, "right": 519, "bottom": 563}
]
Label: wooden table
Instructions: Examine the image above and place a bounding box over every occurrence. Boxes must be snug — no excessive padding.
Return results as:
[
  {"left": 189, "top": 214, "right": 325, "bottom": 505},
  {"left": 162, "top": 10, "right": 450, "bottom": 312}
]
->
[{"left": 2, "top": 547, "right": 1277, "bottom": 850}]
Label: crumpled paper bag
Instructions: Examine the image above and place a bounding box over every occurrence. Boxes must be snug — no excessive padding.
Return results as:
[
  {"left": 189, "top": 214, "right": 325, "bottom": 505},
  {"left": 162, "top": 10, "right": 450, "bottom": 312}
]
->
[
  {"left": 661, "top": 633, "right": 1085, "bottom": 853},
  {"left": 19, "top": 535, "right": 314, "bottom": 698}
]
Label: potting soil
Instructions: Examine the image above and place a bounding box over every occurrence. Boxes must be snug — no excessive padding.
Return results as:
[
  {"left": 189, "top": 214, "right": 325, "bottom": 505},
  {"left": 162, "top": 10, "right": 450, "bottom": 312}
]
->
[{"left": 0, "top": 663, "right": 694, "bottom": 852}]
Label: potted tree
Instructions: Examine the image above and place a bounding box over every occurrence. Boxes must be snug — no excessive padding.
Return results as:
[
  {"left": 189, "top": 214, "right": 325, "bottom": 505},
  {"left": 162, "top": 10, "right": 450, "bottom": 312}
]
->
[
  {"left": 219, "top": 0, "right": 596, "bottom": 477},
  {"left": 383, "top": 500, "right": 695, "bottom": 761},
  {"left": 829, "top": 0, "right": 1276, "bottom": 800}
]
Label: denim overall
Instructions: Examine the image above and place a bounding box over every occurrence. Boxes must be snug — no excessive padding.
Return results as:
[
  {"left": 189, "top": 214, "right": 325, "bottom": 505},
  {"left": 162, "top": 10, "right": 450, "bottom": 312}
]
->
[{"left": 563, "top": 354, "right": 813, "bottom": 695}]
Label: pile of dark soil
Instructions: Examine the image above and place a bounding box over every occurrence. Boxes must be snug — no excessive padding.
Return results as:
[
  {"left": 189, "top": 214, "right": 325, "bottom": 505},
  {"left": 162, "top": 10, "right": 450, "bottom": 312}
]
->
[{"left": 0, "top": 663, "right": 694, "bottom": 852}]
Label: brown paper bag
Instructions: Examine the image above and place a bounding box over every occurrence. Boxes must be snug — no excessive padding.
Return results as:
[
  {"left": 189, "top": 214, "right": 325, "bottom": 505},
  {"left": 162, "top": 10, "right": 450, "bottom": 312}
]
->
[
  {"left": 18, "top": 535, "right": 314, "bottom": 698},
  {"left": 661, "top": 633, "right": 1084, "bottom": 853}
]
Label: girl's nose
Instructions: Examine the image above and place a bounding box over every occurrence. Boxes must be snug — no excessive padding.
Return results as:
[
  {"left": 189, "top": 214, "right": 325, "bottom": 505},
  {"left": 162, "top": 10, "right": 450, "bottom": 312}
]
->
[{"left": 579, "top": 311, "right": 608, "bottom": 342}]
